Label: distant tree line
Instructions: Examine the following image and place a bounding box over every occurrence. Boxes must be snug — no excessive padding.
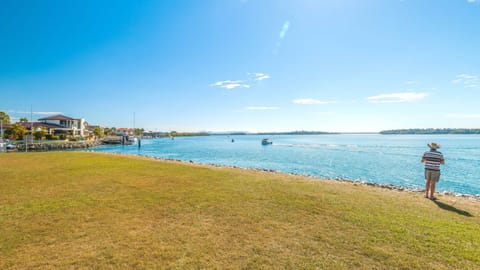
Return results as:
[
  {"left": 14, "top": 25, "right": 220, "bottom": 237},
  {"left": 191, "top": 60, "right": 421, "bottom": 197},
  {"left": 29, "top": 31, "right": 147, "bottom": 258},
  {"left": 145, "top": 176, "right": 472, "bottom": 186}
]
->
[
  {"left": 209, "top": 131, "right": 337, "bottom": 135},
  {"left": 256, "top": 131, "right": 338, "bottom": 135},
  {"left": 380, "top": 128, "right": 480, "bottom": 135},
  {"left": 142, "top": 131, "right": 210, "bottom": 138}
]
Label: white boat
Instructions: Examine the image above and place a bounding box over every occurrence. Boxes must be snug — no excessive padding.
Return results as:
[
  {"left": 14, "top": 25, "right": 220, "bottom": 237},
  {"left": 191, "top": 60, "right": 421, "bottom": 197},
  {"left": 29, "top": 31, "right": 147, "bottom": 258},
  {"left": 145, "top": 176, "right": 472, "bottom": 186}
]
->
[{"left": 261, "top": 138, "right": 272, "bottom": 145}]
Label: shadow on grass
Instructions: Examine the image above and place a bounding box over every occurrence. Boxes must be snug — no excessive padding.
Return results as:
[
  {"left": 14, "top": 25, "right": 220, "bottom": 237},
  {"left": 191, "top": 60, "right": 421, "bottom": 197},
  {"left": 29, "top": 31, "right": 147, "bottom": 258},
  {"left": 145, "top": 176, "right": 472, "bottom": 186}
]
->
[{"left": 433, "top": 200, "right": 473, "bottom": 217}]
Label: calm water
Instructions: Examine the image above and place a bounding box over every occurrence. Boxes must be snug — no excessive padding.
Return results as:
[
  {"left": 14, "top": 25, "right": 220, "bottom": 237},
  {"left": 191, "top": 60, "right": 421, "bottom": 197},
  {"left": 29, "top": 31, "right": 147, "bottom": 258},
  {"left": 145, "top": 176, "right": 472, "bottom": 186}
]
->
[{"left": 90, "top": 134, "right": 480, "bottom": 195}]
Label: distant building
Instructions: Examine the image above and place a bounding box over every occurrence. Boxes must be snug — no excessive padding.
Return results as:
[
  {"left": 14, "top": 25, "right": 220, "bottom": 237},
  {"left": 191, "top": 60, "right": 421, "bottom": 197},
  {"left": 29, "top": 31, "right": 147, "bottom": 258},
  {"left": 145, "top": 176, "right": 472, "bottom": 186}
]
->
[
  {"left": 36, "top": 114, "right": 88, "bottom": 137},
  {"left": 116, "top": 128, "right": 135, "bottom": 136}
]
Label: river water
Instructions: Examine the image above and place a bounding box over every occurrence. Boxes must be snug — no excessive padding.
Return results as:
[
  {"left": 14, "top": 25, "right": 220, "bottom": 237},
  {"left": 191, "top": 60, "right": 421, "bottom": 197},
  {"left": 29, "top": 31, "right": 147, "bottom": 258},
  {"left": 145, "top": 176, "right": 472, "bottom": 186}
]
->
[{"left": 90, "top": 134, "right": 480, "bottom": 195}]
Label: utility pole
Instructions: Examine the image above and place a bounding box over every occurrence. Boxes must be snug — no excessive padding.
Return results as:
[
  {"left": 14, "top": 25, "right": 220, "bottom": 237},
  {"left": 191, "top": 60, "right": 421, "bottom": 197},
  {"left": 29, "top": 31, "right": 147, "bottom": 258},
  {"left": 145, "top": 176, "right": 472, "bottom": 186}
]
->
[
  {"left": 0, "top": 117, "right": 3, "bottom": 153},
  {"left": 0, "top": 117, "right": 3, "bottom": 146},
  {"left": 0, "top": 117, "right": 3, "bottom": 140},
  {"left": 25, "top": 105, "right": 33, "bottom": 152}
]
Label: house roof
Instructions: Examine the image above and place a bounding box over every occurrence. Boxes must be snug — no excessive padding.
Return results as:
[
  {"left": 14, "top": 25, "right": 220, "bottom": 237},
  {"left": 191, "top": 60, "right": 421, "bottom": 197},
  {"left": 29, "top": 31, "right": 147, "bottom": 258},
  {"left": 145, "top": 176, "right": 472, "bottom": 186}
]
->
[
  {"left": 38, "top": 114, "right": 75, "bottom": 121},
  {"left": 18, "top": 122, "right": 65, "bottom": 129}
]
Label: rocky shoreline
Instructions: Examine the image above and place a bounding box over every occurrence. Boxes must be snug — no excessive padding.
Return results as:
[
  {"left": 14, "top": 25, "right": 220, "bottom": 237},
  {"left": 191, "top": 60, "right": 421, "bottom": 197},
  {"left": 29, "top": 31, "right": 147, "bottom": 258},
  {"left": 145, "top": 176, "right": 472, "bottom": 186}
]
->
[
  {"left": 13, "top": 140, "right": 102, "bottom": 152},
  {"left": 87, "top": 151, "right": 480, "bottom": 202}
]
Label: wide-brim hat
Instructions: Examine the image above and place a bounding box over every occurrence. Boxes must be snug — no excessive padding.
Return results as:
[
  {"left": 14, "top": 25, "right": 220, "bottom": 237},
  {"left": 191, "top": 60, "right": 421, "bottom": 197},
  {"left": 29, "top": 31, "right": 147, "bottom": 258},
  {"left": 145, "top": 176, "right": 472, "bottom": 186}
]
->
[{"left": 428, "top": 142, "right": 440, "bottom": 149}]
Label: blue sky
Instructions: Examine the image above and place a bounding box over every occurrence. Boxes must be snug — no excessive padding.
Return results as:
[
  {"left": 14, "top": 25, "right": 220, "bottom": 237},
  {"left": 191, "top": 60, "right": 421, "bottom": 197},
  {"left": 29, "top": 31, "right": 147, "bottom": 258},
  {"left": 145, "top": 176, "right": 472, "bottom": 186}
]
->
[{"left": 1, "top": 0, "right": 479, "bottom": 132}]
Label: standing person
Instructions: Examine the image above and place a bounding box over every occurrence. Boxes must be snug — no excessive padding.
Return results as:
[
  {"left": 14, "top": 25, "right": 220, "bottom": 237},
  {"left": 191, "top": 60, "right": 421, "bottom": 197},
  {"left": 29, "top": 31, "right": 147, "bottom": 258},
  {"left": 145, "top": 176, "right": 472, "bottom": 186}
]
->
[{"left": 421, "top": 142, "right": 445, "bottom": 200}]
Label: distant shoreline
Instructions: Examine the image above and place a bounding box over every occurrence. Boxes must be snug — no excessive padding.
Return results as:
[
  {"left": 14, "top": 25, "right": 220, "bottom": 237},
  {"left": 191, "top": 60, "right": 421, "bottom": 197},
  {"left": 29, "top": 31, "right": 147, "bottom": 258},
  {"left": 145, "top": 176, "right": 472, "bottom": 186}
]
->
[
  {"left": 143, "top": 130, "right": 480, "bottom": 136},
  {"left": 380, "top": 128, "right": 480, "bottom": 135},
  {"left": 208, "top": 131, "right": 340, "bottom": 136}
]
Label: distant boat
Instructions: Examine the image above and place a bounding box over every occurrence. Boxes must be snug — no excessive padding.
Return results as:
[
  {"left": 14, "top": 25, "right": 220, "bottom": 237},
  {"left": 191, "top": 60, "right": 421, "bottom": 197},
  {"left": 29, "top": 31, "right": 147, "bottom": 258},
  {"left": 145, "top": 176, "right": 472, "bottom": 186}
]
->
[
  {"left": 102, "top": 137, "right": 122, "bottom": 144},
  {"left": 102, "top": 135, "right": 136, "bottom": 145},
  {"left": 123, "top": 136, "right": 137, "bottom": 145},
  {"left": 261, "top": 138, "right": 272, "bottom": 145}
]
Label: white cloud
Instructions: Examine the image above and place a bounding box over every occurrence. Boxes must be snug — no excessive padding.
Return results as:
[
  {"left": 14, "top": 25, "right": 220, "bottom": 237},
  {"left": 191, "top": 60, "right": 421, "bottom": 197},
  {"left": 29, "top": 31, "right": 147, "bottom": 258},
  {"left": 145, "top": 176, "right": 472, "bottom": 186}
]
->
[
  {"left": 33, "top": 111, "right": 64, "bottom": 115},
  {"left": 446, "top": 113, "right": 480, "bottom": 119},
  {"left": 244, "top": 106, "right": 279, "bottom": 111},
  {"left": 5, "top": 110, "right": 63, "bottom": 115},
  {"left": 293, "top": 98, "right": 331, "bottom": 105},
  {"left": 467, "top": 0, "right": 479, "bottom": 3},
  {"left": 212, "top": 72, "right": 270, "bottom": 90},
  {"left": 252, "top": 73, "right": 270, "bottom": 81},
  {"left": 367, "top": 92, "right": 429, "bottom": 103},
  {"left": 279, "top": 21, "right": 290, "bottom": 39},
  {"left": 273, "top": 20, "right": 290, "bottom": 55},
  {"left": 451, "top": 74, "right": 480, "bottom": 88},
  {"left": 210, "top": 80, "right": 251, "bottom": 90}
]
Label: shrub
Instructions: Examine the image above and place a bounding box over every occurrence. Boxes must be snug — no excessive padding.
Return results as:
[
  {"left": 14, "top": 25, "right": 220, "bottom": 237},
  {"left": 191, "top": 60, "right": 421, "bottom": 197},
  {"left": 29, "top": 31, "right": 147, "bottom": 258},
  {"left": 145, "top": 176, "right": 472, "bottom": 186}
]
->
[
  {"left": 33, "top": 130, "right": 46, "bottom": 140},
  {"left": 45, "top": 134, "right": 60, "bottom": 140}
]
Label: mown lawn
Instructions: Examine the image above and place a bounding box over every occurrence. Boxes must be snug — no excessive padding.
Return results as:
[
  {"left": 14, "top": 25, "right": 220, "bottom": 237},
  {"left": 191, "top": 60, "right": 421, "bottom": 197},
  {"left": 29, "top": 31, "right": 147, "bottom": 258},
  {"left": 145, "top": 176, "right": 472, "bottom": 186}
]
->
[{"left": 0, "top": 152, "right": 479, "bottom": 269}]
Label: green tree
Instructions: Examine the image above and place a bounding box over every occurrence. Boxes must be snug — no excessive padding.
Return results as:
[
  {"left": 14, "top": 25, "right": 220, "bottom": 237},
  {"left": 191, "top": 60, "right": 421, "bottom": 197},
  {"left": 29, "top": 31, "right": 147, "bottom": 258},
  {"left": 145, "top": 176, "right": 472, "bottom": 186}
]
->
[
  {"left": 5, "top": 123, "right": 27, "bottom": 140},
  {"left": 19, "top": 117, "right": 28, "bottom": 123},
  {"left": 33, "top": 128, "right": 46, "bottom": 140},
  {"left": 93, "top": 127, "right": 104, "bottom": 138},
  {"left": 104, "top": 127, "right": 116, "bottom": 136},
  {"left": 134, "top": 128, "right": 144, "bottom": 136},
  {"left": 0, "top": 111, "right": 11, "bottom": 124}
]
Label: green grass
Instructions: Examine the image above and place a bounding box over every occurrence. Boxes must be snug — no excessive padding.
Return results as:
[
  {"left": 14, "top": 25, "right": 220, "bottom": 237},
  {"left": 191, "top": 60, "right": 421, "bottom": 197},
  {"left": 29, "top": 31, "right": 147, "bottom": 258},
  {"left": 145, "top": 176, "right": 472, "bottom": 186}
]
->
[{"left": 0, "top": 152, "right": 479, "bottom": 269}]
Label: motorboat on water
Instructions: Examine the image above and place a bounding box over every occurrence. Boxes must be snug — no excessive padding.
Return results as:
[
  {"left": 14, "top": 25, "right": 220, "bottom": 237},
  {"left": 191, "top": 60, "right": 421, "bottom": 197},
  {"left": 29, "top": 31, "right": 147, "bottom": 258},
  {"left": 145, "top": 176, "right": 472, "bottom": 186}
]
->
[{"left": 261, "top": 138, "right": 272, "bottom": 145}]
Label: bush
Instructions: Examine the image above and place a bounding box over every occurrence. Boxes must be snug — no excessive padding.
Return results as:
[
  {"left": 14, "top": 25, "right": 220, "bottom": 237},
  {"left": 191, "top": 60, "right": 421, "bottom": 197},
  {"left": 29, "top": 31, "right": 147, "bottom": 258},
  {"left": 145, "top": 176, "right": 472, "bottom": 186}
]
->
[
  {"left": 45, "top": 134, "right": 60, "bottom": 140},
  {"left": 33, "top": 130, "right": 46, "bottom": 140},
  {"left": 59, "top": 134, "right": 67, "bottom": 140}
]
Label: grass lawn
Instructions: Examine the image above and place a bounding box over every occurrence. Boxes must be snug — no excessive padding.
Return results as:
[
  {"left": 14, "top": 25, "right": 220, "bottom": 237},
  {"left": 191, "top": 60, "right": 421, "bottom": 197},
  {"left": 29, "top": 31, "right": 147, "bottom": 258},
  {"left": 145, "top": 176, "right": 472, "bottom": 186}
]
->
[{"left": 0, "top": 152, "right": 479, "bottom": 269}]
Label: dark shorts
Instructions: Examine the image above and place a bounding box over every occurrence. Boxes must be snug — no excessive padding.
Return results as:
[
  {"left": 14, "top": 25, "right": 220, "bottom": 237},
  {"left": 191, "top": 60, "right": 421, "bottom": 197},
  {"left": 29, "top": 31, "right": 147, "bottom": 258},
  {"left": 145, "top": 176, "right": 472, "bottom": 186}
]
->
[{"left": 425, "top": 170, "right": 440, "bottom": 183}]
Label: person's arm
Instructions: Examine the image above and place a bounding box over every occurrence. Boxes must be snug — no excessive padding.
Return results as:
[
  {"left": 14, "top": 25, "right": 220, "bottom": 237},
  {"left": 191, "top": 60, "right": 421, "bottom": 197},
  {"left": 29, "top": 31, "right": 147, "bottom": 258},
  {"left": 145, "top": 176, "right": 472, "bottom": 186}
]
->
[
  {"left": 440, "top": 155, "right": 445, "bottom": 165},
  {"left": 421, "top": 153, "right": 426, "bottom": 163}
]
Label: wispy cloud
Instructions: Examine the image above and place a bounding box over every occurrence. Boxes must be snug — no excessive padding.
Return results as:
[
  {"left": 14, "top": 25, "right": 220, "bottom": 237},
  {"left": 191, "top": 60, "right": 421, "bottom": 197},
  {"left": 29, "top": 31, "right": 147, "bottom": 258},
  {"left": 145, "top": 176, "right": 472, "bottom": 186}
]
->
[
  {"left": 279, "top": 21, "right": 290, "bottom": 39},
  {"left": 210, "top": 80, "right": 251, "bottom": 90},
  {"left": 6, "top": 110, "right": 63, "bottom": 115},
  {"left": 244, "top": 106, "right": 279, "bottom": 111},
  {"left": 467, "top": 0, "right": 479, "bottom": 4},
  {"left": 212, "top": 72, "right": 270, "bottom": 90},
  {"left": 251, "top": 73, "right": 270, "bottom": 81},
  {"left": 446, "top": 113, "right": 480, "bottom": 119},
  {"left": 273, "top": 20, "right": 290, "bottom": 55},
  {"left": 293, "top": 98, "right": 331, "bottom": 105},
  {"left": 451, "top": 74, "right": 480, "bottom": 88},
  {"left": 367, "top": 92, "right": 429, "bottom": 103},
  {"left": 33, "top": 111, "right": 63, "bottom": 115}
]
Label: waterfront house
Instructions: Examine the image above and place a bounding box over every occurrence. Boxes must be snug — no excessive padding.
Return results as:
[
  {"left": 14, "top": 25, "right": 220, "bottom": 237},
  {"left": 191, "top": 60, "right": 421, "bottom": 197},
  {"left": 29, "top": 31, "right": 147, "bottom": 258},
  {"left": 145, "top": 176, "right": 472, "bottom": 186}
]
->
[
  {"left": 37, "top": 114, "right": 88, "bottom": 137},
  {"left": 116, "top": 128, "right": 135, "bottom": 136}
]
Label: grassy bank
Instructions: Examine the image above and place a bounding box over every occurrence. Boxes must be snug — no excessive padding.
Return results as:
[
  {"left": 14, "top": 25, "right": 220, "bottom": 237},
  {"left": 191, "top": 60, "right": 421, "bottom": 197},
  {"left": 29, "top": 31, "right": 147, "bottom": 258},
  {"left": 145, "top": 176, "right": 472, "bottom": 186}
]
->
[{"left": 0, "top": 152, "right": 479, "bottom": 269}]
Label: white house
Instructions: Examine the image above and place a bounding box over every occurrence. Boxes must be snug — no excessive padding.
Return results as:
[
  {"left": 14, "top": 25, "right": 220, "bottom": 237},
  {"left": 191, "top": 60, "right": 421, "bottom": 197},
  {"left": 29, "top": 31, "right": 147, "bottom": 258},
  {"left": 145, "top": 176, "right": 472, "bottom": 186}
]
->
[{"left": 38, "top": 114, "right": 87, "bottom": 137}]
